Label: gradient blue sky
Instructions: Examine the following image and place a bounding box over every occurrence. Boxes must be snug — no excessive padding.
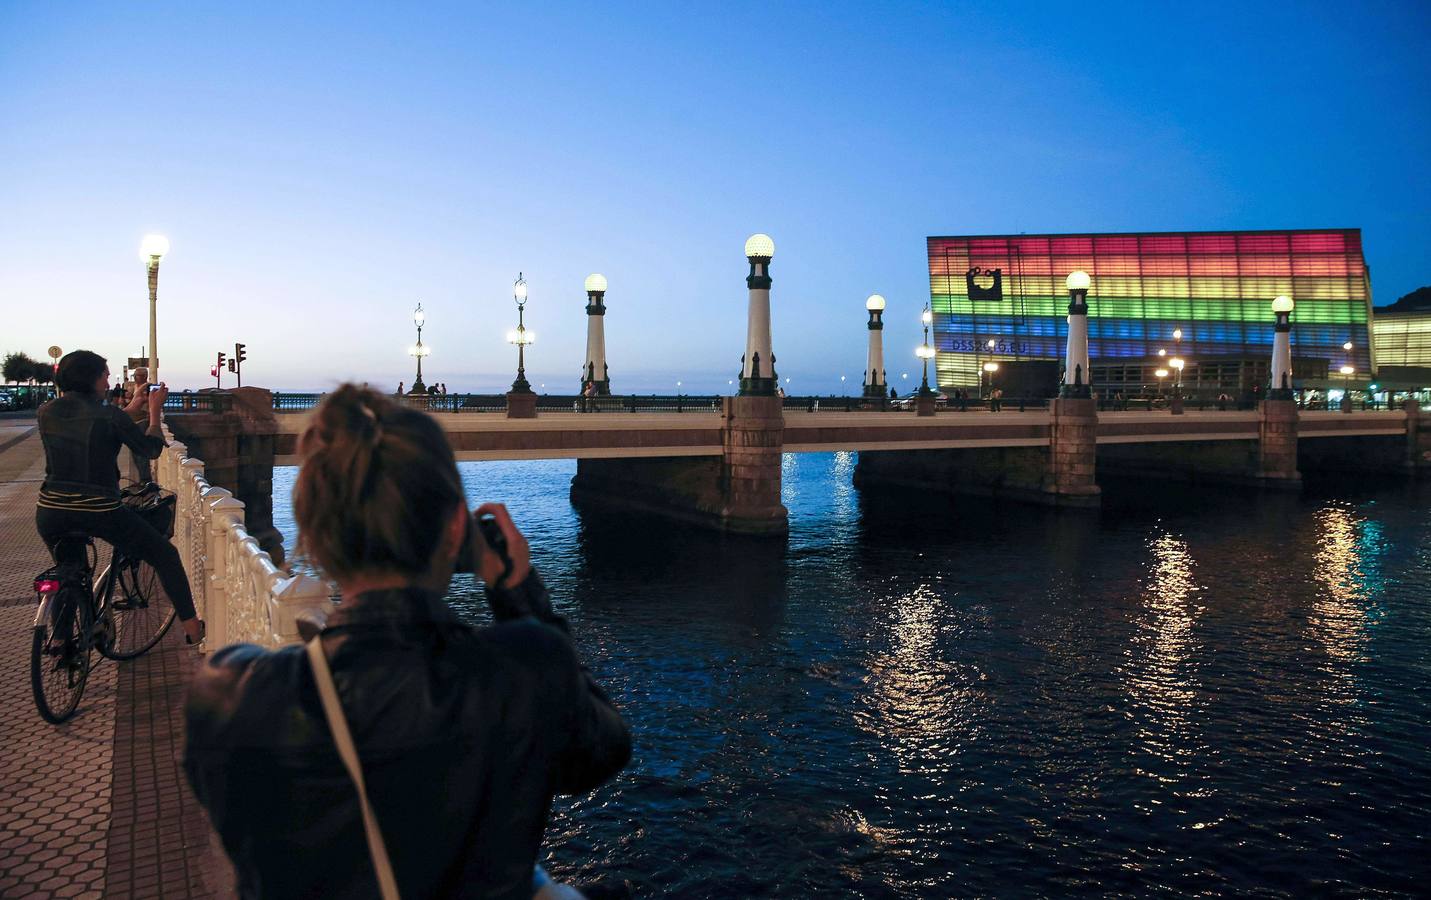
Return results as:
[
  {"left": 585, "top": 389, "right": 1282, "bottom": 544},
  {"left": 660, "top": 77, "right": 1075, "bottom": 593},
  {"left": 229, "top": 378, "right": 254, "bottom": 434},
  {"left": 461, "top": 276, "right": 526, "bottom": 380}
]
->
[{"left": 3, "top": 1, "right": 1428, "bottom": 393}]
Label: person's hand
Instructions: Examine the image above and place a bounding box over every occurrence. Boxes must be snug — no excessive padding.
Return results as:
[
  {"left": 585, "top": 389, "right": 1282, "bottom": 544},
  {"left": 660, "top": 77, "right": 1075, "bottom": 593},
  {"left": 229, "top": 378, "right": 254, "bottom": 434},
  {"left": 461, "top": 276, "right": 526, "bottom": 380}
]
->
[
  {"left": 471, "top": 502, "right": 532, "bottom": 589},
  {"left": 147, "top": 382, "right": 169, "bottom": 414}
]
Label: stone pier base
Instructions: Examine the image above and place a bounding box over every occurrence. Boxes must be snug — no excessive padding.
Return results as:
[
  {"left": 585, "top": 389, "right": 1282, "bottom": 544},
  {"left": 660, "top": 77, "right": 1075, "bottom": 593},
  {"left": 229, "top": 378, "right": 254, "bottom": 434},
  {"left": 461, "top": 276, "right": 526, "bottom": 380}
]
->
[
  {"left": 506, "top": 390, "right": 537, "bottom": 419},
  {"left": 1256, "top": 398, "right": 1301, "bottom": 489},
  {"left": 569, "top": 395, "right": 789, "bottom": 534},
  {"left": 1045, "top": 397, "right": 1101, "bottom": 506}
]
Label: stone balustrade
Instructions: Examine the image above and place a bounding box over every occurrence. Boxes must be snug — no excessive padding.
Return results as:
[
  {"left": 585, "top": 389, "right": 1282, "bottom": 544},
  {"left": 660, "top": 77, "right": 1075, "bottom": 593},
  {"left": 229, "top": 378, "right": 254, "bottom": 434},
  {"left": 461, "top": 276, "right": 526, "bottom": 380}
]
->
[{"left": 156, "top": 423, "right": 330, "bottom": 649}]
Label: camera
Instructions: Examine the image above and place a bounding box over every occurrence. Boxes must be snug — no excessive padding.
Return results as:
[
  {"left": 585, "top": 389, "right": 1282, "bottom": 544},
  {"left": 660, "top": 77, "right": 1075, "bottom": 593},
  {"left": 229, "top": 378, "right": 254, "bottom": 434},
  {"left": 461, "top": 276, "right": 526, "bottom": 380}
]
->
[{"left": 454, "top": 512, "right": 510, "bottom": 578}]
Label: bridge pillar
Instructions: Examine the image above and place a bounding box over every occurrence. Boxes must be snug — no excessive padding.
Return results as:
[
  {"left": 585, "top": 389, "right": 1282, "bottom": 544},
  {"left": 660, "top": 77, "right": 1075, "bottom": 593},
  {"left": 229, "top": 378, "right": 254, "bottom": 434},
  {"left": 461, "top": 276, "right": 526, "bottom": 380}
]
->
[
  {"left": 1407, "top": 399, "right": 1431, "bottom": 474},
  {"left": 1256, "top": 398, "right": 1301, "bottom": 488},
  {"left": 166, "top": 387, "right": 285, "bottom": 564},
  {"left": 1045, "top": 397, "right": 1101, "bottom": 506},
  {"left": 568, "top": 395, "right": 788, "bottom": 534}
]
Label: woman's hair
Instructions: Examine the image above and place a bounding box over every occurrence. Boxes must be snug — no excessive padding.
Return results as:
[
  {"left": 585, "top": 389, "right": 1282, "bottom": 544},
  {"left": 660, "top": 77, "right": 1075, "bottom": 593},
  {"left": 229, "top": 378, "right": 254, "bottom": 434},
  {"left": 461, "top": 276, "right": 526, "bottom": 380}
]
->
[
  {"left": 294, "top": 384, "right": 465, "bottom": 582},
  {"left": 55, "top": 350, "right": 107, "bottom": 394}
]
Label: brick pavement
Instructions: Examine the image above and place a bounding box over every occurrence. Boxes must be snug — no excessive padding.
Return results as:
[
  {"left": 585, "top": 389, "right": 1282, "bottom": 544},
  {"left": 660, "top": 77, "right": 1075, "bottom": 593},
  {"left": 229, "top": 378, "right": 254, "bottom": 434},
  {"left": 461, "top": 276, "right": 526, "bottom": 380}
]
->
[{"left": 0, "top": 422, "right": 234, "bottom": 898}]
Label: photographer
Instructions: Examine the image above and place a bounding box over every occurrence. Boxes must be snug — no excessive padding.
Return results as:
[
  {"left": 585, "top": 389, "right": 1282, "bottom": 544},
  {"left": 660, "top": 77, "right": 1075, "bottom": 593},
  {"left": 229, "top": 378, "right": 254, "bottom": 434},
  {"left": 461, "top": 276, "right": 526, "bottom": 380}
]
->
[
  {"left": 184, "top": 384, "right": 630, "bottom": 899},
  {"left": 122, "top": 366, "right": 154, "bottom": 482}
]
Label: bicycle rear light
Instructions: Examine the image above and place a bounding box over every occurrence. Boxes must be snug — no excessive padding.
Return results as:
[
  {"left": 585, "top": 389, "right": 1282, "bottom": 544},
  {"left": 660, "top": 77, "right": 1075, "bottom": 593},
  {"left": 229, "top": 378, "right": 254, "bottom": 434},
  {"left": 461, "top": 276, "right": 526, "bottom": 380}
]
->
[{"left": 35, "top": 579, "right": 61, "bottom": 594}]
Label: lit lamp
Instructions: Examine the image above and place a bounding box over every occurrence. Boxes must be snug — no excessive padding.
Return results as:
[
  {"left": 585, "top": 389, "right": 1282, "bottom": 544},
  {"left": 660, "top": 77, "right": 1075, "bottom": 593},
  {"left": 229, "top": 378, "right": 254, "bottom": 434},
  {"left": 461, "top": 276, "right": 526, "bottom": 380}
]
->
[
  {"left": 140, "top": 234, "right": 169, "bottom": 383},
  {"left": 1270, "top": 294, "right": 1295, "bottom": 399},
  {"left": 582, "top": 273, "right": 611, "bottom": 395},
  {"left": 407, "top": 303, "right": 430, "bottom": 394},
  {"left": 1155, "top": 367, "right": 1169, "bottom": 397},
  {"left": 740, "top": 233, "right": 777, "bottom": 395},
  {"left": 505, "top": 273, "right": 537, "bottom": 418},
  {"left": 983, "top": 361, "right": 1000, "bottom": 400},
  {"left": 1062, "top": 270, "right": 1092, "bottom": 398},
  {"left": 863, "top": 294, "right": 887, "bottom": 399},
  {"left": 1339, "top": 364, "right": 1355, "bottom": 414}
]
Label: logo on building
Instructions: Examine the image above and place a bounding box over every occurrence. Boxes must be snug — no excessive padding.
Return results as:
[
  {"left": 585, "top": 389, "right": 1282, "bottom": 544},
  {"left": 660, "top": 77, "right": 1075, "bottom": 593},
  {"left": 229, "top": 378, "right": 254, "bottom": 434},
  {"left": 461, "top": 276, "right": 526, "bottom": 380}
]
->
[{"left": 965, "top": 267, "right": 1003, "bottom": 301}]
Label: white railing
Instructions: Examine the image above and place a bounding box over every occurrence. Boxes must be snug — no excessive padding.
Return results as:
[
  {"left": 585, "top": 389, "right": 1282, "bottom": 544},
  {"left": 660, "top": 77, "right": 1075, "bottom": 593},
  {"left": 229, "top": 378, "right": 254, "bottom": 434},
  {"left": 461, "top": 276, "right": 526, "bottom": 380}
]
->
[{"left": 156, "top": 424, "right": 331, "bottom": 648}]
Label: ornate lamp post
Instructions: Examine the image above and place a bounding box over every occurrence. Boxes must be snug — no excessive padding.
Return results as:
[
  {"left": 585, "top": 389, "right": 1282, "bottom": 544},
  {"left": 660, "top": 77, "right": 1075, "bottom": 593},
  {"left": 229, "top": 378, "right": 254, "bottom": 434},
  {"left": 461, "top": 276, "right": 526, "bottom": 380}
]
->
[
  {"left": 140, "top": 234, "right": 169, "bottom": 383},
  {"left": 1062, "top": 270, "right": 1091, "bottom": 398},
  {"left": 863, "top": 294, "right": 887, "bottom": 399},
  {"left": 740, "top": 234, "right": 777, "bottom": 395},
  {"left": 915, "top": 304, "right": 936, "bottom": 416},
  {"left": 582, "top": 273, "right": 610, "bottom": 395},
  {"left": 983, "top": 361, "right": 999, "bottom": 399},
  {"left": 1270, "top": 294, "right": 1295, "bottom": 399},
  {"left": 1155, "top": 367, "right": 1169, "bottom": 399},
  {"left": 1339, "top": 364, "right": 1355, "bottom": 414},
  {"left": 506, "top": 273, "right": 537, "bottom": 418},
  {"left": 407, "top": 303, "right": 430, "bottom": 394}
]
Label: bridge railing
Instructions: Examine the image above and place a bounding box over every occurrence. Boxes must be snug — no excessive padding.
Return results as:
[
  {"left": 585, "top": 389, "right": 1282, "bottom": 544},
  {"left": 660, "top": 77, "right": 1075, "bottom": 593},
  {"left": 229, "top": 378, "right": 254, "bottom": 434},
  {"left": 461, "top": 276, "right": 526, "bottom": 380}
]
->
[
  {"left": 156, "top": 422, "right": 331, "bottom": 649},
  {"left": 162, "top": 392, "right": 234, "bottom": 414}
]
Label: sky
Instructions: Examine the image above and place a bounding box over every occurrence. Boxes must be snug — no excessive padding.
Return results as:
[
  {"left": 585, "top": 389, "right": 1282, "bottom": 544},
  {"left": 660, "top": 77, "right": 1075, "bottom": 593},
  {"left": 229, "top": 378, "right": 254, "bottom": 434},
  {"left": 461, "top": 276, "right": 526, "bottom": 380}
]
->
[{"left": 2, "top": 1, "right": 1429, "bottom": 394}]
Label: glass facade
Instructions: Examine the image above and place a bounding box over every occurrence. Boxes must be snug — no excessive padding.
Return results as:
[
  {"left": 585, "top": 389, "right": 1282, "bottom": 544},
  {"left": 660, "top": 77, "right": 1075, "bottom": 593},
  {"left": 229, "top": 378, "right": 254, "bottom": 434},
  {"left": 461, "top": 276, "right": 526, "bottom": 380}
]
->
[
  {"left": 1372, "top": 311, "right": 1431, "bottom": 369},
  {"left": 927, "top": 229, "right": 1372, "bottom": 391}
]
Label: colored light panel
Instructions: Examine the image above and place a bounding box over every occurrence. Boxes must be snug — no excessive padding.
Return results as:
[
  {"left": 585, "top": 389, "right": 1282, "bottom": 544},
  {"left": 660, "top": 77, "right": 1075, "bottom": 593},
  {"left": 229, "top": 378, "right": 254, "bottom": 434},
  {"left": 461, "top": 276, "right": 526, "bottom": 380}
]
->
[{"left": 927, "top": 229, "right": 1372, "bottom": 389}]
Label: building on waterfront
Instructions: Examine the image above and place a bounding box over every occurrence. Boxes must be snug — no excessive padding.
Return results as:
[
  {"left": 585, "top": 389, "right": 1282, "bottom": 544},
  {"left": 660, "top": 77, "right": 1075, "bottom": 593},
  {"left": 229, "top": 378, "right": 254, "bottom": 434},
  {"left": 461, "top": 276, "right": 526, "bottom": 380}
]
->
[
  {"left": 1371, "top": 287, "right": 1431, "bottom": 393},
  {"left": 926, "top": 229, "right": 1373, "bottom": 397}
]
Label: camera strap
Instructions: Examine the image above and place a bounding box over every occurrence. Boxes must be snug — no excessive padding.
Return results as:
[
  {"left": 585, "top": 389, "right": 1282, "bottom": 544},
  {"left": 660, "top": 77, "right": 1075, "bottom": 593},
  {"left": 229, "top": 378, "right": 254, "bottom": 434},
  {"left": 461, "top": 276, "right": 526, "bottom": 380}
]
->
[{"left": 306, "top": 636, "right": 401, "bottom": 900}]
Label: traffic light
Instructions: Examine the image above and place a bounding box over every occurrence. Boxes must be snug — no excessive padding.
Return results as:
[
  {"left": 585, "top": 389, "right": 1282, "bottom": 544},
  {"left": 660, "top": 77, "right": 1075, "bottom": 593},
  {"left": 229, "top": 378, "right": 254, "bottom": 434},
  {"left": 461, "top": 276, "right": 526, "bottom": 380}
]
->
[
  {"left": 210, "top": 365, "right": 219, "bottom": 378},
  {"left": 217, "top": 351, "right": 226, "bottom": 370},
  {"left": 227, "top": 359, "right": 236, "bottom": 372},
  {"left": 235, "top": 343, "right": 247, "bottom": 364},
  {"left": 233, "top": 342, "right": 247, "bottom": 387}
]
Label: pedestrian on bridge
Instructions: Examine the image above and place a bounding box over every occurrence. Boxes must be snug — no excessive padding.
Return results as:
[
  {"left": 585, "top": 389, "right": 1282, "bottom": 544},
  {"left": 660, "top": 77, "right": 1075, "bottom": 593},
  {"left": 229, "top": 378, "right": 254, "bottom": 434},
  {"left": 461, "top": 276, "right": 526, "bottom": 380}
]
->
[{"left": 184, "top": 383, "right": 630, "bottom": 899}]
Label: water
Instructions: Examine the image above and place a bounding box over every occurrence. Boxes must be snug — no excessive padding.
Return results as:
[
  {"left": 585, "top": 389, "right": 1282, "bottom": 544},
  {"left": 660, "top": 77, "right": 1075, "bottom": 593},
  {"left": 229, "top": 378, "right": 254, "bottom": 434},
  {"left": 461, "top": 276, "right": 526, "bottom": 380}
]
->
[{"left": 272, "top": 456, "right": 1431, "bottom": 897}]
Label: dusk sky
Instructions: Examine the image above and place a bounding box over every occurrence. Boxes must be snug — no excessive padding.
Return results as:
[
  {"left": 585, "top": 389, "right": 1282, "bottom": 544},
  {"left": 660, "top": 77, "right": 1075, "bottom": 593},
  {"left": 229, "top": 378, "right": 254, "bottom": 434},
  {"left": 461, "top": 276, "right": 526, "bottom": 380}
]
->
[{"left": 3, "top": 2, "right": 1428, "bottom": 393}]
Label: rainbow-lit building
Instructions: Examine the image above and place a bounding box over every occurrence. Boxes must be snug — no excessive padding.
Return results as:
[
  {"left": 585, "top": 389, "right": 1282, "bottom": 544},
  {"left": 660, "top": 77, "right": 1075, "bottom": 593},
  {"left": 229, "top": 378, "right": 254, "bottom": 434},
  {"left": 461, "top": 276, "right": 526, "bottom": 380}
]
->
[{"left": 927, "top": 229, "right": 1373, "bottom": 396}]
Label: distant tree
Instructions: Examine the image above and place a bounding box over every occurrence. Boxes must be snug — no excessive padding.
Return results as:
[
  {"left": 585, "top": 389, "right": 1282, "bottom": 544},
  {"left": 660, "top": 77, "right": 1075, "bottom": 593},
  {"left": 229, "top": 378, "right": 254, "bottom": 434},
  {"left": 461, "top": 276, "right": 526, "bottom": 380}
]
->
[
  {"left": 2, "top": 351, "right": 41, "bottom": 384},
  {"left": 30, "top": 358, "right": 55, "bottom": 384}
]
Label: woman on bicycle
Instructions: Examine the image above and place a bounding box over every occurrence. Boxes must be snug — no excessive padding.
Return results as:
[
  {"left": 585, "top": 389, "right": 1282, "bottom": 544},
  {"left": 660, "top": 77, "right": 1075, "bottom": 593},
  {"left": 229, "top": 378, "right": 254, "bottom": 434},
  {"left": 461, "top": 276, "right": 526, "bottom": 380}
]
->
[
  {"left": 184, "top": 383, "right": 631, "bottom": 898},
  {"left": 36, "top": 350, "right": 204, "bottom": 644}
]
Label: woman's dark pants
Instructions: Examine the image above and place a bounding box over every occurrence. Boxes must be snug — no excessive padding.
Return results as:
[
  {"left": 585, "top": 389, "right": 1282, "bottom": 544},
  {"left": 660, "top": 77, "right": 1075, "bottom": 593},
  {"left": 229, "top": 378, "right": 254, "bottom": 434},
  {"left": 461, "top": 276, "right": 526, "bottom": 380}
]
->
[{"left": 36, "top": 505, "right": 199, "bottom": 622}]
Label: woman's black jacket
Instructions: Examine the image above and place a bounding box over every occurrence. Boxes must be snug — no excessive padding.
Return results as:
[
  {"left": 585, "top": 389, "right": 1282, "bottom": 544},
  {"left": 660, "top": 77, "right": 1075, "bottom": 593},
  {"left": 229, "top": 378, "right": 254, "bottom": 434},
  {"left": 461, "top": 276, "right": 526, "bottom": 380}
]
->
[{"left": 183, "top": 572, "right": 631, "bottom": 899}]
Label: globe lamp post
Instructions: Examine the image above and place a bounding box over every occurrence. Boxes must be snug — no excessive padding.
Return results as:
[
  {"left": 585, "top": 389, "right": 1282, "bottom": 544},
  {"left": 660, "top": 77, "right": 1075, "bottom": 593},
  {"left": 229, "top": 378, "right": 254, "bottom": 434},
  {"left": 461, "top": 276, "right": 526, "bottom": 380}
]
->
[
  {"left": 1062, "top": 270, "right": 1091, "bottom": 398},
  {"left": 740, "top": 233, "right": 777, "bottom": 395},
  {"left": 1339, "top": 364, "right": 1355, "bottom": 414},
  {"left": 140, "top": 234, "right": 169, "bottom": 383},
  {"left": 1270, "top": 295, "right": 1295, "bottom": 399},
  {"left": 863, "top": 294, "right": 887, "bottom": 399},
  {"left": 582, "top": 273, "right": 610, "bottom": 395}
]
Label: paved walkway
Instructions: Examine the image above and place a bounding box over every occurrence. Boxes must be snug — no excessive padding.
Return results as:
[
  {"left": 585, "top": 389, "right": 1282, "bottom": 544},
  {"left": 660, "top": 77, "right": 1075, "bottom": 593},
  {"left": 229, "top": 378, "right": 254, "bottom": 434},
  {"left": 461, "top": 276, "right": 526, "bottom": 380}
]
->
[{"left": 0, "top": 420, "right": 234, "bottom": 898}]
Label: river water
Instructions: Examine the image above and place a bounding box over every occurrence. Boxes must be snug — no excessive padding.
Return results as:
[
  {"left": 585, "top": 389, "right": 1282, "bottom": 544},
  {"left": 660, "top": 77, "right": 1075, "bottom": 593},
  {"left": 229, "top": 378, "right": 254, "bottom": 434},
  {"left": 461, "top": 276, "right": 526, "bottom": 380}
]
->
[{"left": 272, "top": 455, "right": 1430, "bottom": 897}]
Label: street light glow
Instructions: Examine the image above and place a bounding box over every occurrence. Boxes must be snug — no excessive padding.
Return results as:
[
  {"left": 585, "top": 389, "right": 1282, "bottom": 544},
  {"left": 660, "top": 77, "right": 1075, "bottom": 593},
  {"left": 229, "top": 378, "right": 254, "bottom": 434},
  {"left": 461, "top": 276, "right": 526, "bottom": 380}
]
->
[
  {"left": 1272, "top": 295, "right": 1294, "bottom": 313},
  {"left": 1340, "top": 365, "right": 1355, "bottom": 376},
  {"left": 744, "top": 233, "right": 775, "bottom": 259},
  {"left": 915, "top": 345, "right": 935, "bottom": 359},
  {"left": 1065, "top": 270, "right": 1091, "bottom": 291},
  {"left": 983, "top": 362, "right": 999, "bottom": 373},
  {"left": 140, "top": 234, "right": 170, "bottom": 259},
  {"left": 921, "top": 309, "right": 933, "bottom": 326},
  {"left": 865, "top": 294, "right": 886, "bottom": 311},
  {"left": 1155, "top": 368, "right": 1169, "bottom": 378},
  {"left": 1172, "top": 328, "right": 1183, "bottom": 341},
  {"left": 584, "top": 273, "right": 608, "bottom": 293}
]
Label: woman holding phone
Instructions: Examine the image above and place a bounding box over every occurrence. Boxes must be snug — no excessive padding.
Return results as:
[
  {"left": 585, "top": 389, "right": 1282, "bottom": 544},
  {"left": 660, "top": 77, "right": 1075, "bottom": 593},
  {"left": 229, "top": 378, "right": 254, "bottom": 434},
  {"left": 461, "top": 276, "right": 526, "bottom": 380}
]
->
[{"left": 183, "top": 383, "right": 630, "bottom": 899}]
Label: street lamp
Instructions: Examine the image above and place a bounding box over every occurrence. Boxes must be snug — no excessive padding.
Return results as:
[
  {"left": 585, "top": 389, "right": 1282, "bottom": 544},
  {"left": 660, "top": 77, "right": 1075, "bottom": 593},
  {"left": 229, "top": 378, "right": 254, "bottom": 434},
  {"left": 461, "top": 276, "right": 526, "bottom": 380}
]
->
[
  {"left": 982, "top": 361, "right": 999, "bottom": 399},
  {"left": 740, "top": 233, "right": 777, "bottom": 395},
  {"left": 140, "top": 234, "right": 169, "bottom": 383},
  {"left": 1155, "top": 367, "right": 1169, "bottom": 397},
  {"left": 1339, "top": 364, "right": 1355, "bottom": 414},
  {"left": 863, "top": 294, "right": 887, "bottom": 398},
  {"left": 1170, "top": 357, "right": 1185, "bottom": 391},
  {"left": 407, "top": 303, "right": 430, "bottom": 393},
  {"left": 508, "top": 273, "right": 534, "bottom": 394},
  {"left": 583, "top": 273, "right": 610, "bottom": 395},
  {"left": 1270, "top": 294, "right": 1295, "bottom": 399},
  {"left": 917, "top": 305, "right": 935, "bottom": 397},
  {"left": 1062, "top": 270, "right": 1092, "bottom": 398}
]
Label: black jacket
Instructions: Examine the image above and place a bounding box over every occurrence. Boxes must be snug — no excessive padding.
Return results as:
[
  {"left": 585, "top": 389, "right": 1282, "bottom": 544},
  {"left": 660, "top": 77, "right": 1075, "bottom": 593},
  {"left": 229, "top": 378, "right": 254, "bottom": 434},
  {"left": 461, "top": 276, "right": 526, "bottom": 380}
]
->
[
  {"left": 184, "top": 573, "right": 631, "bottom": 899},
  {"left": 38, "top": 393, "right": 164, "bottom": 498}
]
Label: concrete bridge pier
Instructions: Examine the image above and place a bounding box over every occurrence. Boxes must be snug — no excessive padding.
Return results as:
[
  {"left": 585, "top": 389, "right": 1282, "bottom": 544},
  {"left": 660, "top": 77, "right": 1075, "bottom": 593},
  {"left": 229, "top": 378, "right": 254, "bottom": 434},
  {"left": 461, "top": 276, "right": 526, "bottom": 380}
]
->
[
  {"left": 569, "top": 395, "right": 789, "bottom": 535},
  {"left": 165, "top": 386, "right": 285, "bottom": 563},
  {"left": 1256, "top": 398, "right": 1301, "bottom": 489},
  {"left": 1045, "top": 397, "right": 1101, "bottom": 506}
]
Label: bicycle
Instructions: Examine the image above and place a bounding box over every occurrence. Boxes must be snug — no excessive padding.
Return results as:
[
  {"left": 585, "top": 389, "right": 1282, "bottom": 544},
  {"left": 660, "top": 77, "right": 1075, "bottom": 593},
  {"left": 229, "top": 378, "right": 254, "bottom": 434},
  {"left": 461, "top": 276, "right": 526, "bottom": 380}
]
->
[{"left": 31, "top": 486, "right": 178, "bottom": 724}]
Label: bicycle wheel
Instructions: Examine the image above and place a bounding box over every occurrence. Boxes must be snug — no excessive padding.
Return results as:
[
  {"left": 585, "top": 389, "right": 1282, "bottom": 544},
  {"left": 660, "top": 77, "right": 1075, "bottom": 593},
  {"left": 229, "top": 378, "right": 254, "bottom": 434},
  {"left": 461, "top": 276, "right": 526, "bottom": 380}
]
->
[
  {"left": 98, "top": 557, "right": 176, "bottom": 660},
  {"left": 31, "top": 586, "right": 93, "bottom": 724}
]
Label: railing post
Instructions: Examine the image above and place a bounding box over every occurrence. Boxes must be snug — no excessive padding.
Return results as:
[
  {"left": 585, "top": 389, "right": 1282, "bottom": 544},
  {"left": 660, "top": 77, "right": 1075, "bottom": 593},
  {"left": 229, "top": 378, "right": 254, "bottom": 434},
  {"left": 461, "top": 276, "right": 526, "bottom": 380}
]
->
[
  {"left": 269, "top": 574, "right": 332, "bottom": 644},
  {"left": 205, "top": 489, "right": 244, "bottom": 650}
]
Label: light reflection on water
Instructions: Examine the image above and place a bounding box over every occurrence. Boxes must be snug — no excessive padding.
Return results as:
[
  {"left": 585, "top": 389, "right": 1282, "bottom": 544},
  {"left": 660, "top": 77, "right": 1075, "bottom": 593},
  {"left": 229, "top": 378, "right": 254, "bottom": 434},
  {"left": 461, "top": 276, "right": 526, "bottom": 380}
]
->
[{"left": 271, "top": 458, "right": 1431, "bottom": 897}]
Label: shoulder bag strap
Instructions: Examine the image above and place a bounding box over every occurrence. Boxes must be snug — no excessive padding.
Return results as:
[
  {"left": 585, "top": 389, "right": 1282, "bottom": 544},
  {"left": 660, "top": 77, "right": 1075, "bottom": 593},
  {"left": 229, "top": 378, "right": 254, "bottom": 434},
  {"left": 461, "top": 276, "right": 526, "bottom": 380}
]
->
[{"left": 306, "top": 636, "right": 402, "bottom": 900}]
